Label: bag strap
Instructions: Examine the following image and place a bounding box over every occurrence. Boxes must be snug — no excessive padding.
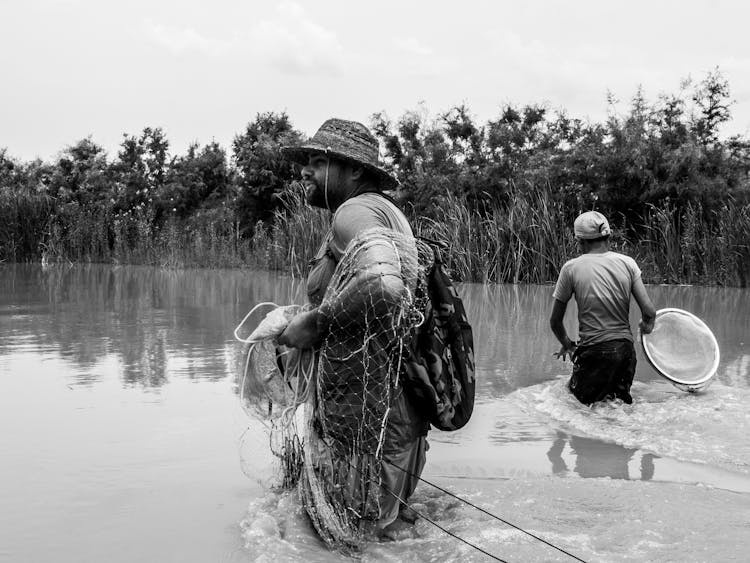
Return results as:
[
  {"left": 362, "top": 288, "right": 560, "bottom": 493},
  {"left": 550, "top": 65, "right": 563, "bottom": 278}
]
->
[{"left": 416, "top": 236, "right": 448, "bottom": 265}]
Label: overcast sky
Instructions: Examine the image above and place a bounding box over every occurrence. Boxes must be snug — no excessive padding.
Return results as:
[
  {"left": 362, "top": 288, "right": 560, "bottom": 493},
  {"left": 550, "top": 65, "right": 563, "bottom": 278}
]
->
[{"left": 2, "top": 0, "right": 749, "bottom": 162}]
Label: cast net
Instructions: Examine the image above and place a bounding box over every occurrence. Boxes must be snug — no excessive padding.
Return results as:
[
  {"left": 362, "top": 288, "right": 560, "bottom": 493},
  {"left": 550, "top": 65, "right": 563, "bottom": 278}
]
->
[
  {"left": 235, "top": 227, "right": 431, "bottom": 551},
  {"left": 641, "top": 308, "right": 720, "bottom": 392}
]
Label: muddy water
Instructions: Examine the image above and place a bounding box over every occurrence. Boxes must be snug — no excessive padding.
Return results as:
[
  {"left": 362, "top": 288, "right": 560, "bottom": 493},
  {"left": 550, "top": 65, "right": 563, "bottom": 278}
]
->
[{"left": 1, "top": 264, "right": 748, "bottom": 562}]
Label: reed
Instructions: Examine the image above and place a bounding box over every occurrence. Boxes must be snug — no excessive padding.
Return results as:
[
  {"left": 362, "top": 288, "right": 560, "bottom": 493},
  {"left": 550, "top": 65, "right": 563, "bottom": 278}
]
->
[
  {"left": 636, "top": 199, "right": 750, "bottom": 286},
  {"left": 0, "top": 189, "right": 54, "bottom": 262},
  {"left": 412, "top": 184, "right": 576, "bottom": 284},
  {"left": 3, "top": 178, "right": 749, "bottom": 286},
  {"left": 262, "top": 186, "right": 330, "bottom": 277}
]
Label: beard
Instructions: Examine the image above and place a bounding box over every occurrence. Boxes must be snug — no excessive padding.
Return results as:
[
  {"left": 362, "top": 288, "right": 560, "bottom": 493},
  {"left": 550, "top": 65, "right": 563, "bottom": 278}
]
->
[{"left": 304, "top": 180, "right": 328, "bottom": 209}]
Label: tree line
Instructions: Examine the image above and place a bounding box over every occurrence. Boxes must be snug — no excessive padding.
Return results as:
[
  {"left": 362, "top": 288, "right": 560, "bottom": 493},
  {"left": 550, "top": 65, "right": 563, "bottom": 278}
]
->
[{"left": 1, "top": 69, "right": 748, "bottom": 286}]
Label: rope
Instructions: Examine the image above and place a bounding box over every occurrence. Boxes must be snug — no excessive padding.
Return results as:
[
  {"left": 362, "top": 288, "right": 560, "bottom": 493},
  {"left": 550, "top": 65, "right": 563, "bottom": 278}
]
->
[
  {"left": 233, "top": 301, "right": 280, "bottom": 343},
  {"left": 233, "top": 301, "right": 315, "bottom": 430},
  {"left": 335, "top": 453, "right": 508, "bottom": 561},
  {"left": 380, "top": 480, "right": 508, "bottom": 563},
  {"left": 384, "top": 459, "right": 589, "bottom": 563}
]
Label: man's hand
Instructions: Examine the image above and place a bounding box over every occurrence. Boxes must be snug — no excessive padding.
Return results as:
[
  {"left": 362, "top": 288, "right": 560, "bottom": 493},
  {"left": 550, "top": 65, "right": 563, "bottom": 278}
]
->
[
  {"left": 553, "top": 340, "right": 578, "bottom": 362},
  {"left": 639, "top": 317, "right": 655, "bottom": 335},
  {"left": 277, "top": 309, "right": 325, "bottom": 349}
]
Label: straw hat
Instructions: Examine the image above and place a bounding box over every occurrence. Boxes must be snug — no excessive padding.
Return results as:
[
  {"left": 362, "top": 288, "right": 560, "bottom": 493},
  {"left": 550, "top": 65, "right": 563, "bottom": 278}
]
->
[{"left": 281, "top": 118, "right": 398, "bottom": 189}]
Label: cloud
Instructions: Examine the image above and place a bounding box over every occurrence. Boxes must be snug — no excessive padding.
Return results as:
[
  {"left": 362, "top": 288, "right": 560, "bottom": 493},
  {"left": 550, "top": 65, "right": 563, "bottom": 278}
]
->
[
  {"left": 488, "top": 30, "right": 589, "bottom": 80},
  {"left": 385, "top": 36, "right": 455, "bottom": 79},
  {"left": 143, "top": 19, "right": 235, "bottom": 56},
  {"left": 482, "top": 29, "right": 665, "bottom": 103},
  {"left": 393, "top": 37, "right": 433, "bottom": 57},
  {"left": 248, "top": 4, "right": 346, "bottom": 76},
  {"left": 142, "top": 2, "right": 346, "bottom": 76}
]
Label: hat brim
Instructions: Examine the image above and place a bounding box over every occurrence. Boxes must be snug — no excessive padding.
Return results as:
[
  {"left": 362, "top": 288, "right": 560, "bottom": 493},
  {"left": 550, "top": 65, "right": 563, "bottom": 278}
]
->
[{"left": 281, "top": 144, "right": 398, "bottom": 190}]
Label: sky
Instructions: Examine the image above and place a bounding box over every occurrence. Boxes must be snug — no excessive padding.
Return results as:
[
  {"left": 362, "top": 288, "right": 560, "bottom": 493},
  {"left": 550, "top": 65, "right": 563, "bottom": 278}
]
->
[{"left": 2, "top": 0, "right": 749, "bottom": 162}]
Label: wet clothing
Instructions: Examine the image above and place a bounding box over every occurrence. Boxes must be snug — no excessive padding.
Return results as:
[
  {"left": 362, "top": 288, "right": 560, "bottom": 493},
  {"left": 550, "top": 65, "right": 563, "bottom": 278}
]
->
[
  {"left": 553, "top": 251, "right": 641, "bottom": 347},
  {"left": 553, "top": 251, "right": 642, "bottom": 404},
  {"left": 305, "top": 192, "right": 428, "bottom": 530},
  {"left": 569, "top": 339, "right": 636, "bottom": 405}
]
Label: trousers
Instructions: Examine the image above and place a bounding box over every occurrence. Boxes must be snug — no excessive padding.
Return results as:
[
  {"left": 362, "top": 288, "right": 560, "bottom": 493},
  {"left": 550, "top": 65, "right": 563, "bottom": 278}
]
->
[{"left": 568, "top": 339, "right": 636, "bottom": 405}]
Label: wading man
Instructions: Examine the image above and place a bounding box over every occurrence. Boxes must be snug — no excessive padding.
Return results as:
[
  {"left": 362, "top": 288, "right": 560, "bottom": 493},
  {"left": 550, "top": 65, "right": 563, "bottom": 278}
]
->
[
  {"left": 550, "top": 211, "right": 656, "bottom": 405},
  {"left": 277, "top": 118, "right": 429, "bottom": 542}
]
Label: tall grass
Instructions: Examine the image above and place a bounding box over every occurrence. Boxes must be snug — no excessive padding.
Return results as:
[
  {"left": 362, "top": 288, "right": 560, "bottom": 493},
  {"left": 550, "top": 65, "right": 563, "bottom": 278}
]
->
[
  {"left": 413, "top": 190, "right": 750, "bottom": 287},
  {"left": 0, "top": 190, "right": 53, "bottom": 262},
  {"left": 414, "top": 184, "right": 574, "bottom": 283},
  {"left": 2, "top": 182, "right": 749, "bottom": 286},
  {"left": 266, "top": 187, "right": 329, "bottom": 277},
  {"left": 637, "top": 199, "right": 750, "bottom": 286}
]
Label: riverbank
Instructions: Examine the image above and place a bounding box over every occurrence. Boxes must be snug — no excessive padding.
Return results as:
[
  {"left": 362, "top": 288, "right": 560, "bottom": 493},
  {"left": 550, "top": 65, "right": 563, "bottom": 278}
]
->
[
  {"left": 3, "top": 81, "right": 750, "bottom": 286},
  {"left": 9, "top": 186, "right": 749, "bottom": 287}
]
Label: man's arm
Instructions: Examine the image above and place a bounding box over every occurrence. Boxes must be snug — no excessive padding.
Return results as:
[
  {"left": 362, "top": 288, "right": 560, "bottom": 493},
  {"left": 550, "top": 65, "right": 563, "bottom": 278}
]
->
[
  {"left": 279, "top": 235, "right": 409, "bottom": 349},
  {"left": 550, "top": 298, "right": 577, "bottom": 361},
  {"left": 277, "top": 308, "right": 328, "bottom": 349},
  {"left": 632, "top": 277, "right": 656, "bottom": 334}
]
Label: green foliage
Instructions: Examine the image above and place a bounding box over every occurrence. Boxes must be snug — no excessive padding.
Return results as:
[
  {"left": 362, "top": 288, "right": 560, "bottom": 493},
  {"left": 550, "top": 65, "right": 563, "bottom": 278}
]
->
[
  {"left": 232, "top": 111, "right": 302, "bottom": 233},
  {"left": 46, "top": 138, "right": 112, "bottom": 206},
  {"left": 156, "top": 141, "right": 229, "bottom": 220},
  {"left": 372, "top": 70, "right": 749, "bottom": 229},
  {"left": 0, "top": 151, "right": 55, "bottom": 261},
  {"left": 114, "top": 127, "right": 170, "bottom": 212},
  {"left": 0, "top": 69, "right": 749, "bottom": 286}
]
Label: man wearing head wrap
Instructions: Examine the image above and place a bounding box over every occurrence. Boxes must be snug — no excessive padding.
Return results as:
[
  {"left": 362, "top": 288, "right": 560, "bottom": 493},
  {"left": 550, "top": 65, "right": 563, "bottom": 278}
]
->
[
  {"left": 278, "top": 118, "right": 428, "bottom": 541},
  {"left": 549, "top": 211, "right": 656, "bottom": 405}
]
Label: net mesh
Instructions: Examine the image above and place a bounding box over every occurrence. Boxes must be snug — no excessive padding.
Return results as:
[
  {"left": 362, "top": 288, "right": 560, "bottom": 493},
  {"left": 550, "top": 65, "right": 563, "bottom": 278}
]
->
[
  {"left": 642, "top": 309, "right": 719, "bottom": 389},
  {"left": 236, "top": 227, "right": 430, "bottom": 551}
]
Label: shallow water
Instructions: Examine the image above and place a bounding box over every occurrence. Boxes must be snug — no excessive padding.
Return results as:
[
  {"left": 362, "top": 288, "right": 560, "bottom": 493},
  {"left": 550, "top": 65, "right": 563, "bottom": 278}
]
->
[{"left": 1, "top": 264, "right": 748, "bottom": 562}]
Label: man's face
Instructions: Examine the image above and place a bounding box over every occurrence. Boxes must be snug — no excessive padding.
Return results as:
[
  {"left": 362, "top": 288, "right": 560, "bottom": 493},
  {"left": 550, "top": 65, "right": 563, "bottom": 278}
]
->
[{"left": 300, "top": 154, "right": 350, "bottom": 209}]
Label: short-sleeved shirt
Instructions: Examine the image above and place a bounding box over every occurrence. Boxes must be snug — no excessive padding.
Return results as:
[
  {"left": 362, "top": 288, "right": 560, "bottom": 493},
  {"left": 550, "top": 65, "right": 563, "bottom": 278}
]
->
[
  {"left": 305, "top": 191, "right": 427, "bottom": 448},
  {"left": 328, "top": 193, "right": 413, "bottom": 258},
  {"left": 553, "top": 251, "right": 641, "bottom": 347},
  {"left": 307, "top": 192, "right": 413, "bottom": 304}
]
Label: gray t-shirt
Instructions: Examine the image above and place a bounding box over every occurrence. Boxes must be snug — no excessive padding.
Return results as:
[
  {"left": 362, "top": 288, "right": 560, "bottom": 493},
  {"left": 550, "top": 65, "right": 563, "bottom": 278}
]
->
[
  {"left": 307, "top": 192, "right": 413, "bottom": 304},
  {"left": 328, "top": 192, "right": 413, "bottom": 258},
  {"left": 305, "top": 193, "right": 427, "bottom": 448},
  {"left": 553, "top": 251, "right": 641, "bottom": 346}
]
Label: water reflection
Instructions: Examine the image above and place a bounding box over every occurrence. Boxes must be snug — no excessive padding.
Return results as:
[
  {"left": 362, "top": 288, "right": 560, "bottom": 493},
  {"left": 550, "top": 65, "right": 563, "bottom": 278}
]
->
[
  {"left": 546, "top": 431, "right": 656, "bottom": 481},
  {"left": 0, "top": 264, "right": 305, "bottom": 387},
  {"left": 1, "top": 264, "right": 747, "bottom": 392},
  {"left": 460, "top": 283, "right": 568, "bottom": 396}
]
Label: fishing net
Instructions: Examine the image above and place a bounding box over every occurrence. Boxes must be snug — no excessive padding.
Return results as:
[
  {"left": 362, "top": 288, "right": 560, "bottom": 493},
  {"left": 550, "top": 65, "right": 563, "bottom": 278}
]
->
[
  {"left": 235, "top": 227, "right": 431, "bottom": 551},
  {"left": 641, "top": 308, "right": 720, "bottom": 392},
  {"left": 235, "top": 302, "right": 313, "bottom": 487}
]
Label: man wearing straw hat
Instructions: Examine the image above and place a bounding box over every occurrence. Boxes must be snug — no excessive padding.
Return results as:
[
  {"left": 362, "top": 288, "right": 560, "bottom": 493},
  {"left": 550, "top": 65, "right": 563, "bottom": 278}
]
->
[
  {"left": 550, "top": 211, "right": 656, "bottom": 405},
  {"left": 278, "top": 118, "right": 428, "bottom": 541}
]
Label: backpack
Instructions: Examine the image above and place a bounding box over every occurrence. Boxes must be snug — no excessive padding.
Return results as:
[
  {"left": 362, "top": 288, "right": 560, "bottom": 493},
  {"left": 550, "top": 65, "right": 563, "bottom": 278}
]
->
[{"left": 403, "top": 239, "right": 476, "bottom": 431}]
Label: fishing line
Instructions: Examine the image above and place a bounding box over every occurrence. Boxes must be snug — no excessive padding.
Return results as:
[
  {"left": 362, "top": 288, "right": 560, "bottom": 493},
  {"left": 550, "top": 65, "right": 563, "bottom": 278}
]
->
[
  {"left": 338, "top": 454, "right": 508, "bottom": 562},
  {"left": 384, "top": 459, "right": 589, "bottom": 563},
  {"left": 379, "top": 479, "right": 509, "bottom": 563}
]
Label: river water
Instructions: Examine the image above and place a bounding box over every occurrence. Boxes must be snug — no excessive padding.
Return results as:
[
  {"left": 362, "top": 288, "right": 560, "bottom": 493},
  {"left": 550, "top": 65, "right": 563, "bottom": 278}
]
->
[{"left": 1, "top": 264, "right": 748, "bottom": 563}]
